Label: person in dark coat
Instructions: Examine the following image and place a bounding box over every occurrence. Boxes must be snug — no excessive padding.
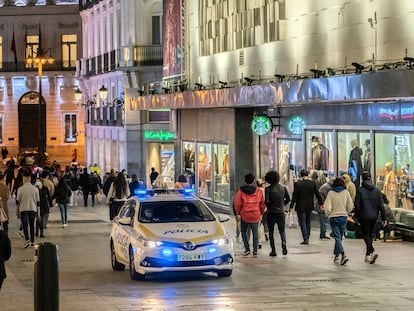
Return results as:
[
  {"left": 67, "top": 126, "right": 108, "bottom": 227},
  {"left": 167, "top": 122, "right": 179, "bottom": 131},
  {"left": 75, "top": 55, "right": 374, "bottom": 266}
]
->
[
  {"left": 79, "top": 167, "right": 90, "bottom": 207},
  {"left": 53, "top": 178, "right": 72, "bottom": 228},
  {"left": 354, "top": 171, "right": 387, "bottom": 264},
  {"left": 88, "top": 172, "right": 102, "bottom": 207},
  {"left": 264, "top": 170, "right": 291, "bottom": 257},
  {"left": 289, "top": 169, "right": 324, "bottom": 244},
  {"left": 0, "top": 228, "right": 11, "bottom": 290},
  {"left": 35, "top": 178, "right": 52, "bottom": 237}
]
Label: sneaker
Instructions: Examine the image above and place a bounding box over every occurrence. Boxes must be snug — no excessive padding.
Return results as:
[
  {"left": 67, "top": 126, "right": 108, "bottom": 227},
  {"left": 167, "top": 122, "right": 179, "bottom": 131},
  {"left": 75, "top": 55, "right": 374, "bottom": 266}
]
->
[
  {"left": 17, "top": 231, "right": 24, "bottom": 239},
  {"left": 365, "top": 255, "right": 371, "bottom": 262},
  {"left": 40, "top": 234, "right": 45, "bottom": 238},
  {"left": 242, "top": 250, "right": 251, "bottom": 256},
  {"left": 258, "top": 243, "right": 262, "bottom": 249},
  {"left": 269, "top": 251, "right": 277, "bottom": 257},
  {"left": 23, "top": 240, "right": 31, "bottom": 248},
  {"left": 369, "top": 253, "right": 378, "bottom": 264},
  {"left": 300, "top": 240, "right": 309, "bottom": 245},
  {"left": 252, "top": 253, "right": 258, "bottom": 258},
  {"left": 265, "top": 233, "right": 269, "bottom": 241},
  {"left": 282, "top": 242, "right": 288, "bottom": 255},
  {"left": 340, "top": 256, "right": 349, "bottom": 265},
  {"left": 334, "top": 256, "right": 340, "bottom": 264},
  {"left": 320, "top": 236, "right": 331, "bottom": 240},
  {"left": 30, "top": 242, "right": 35, "bottom": 247}
]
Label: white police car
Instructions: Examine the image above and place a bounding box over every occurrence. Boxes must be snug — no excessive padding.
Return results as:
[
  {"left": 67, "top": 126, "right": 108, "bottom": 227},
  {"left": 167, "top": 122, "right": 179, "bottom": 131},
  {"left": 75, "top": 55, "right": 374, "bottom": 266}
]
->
[{"left": 110, "top": 189, "right": 234, "bottom": 280}]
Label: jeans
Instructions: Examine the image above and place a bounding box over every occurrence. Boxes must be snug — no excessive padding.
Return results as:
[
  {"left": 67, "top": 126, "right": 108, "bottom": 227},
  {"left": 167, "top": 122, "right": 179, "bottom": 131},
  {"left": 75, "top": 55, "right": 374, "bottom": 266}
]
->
[
  {"left": 330, "top": 216, "right": 347, "bottom": 256},
  {"left": 58, "top": 203, "right": 68, "bottom": 225},
  {"left": 297, "top": 211, "right": 312, "bottom": 241},
  {"left": 240, "top": 219, "right": 259, "bottom": 254},
  {"left": 20, "top": 211, "right": 36, "bottom": 243},
  {"left": 318, "top": 211, "right": 330, "bottom": 238},
  {"left": 267, "top": 213, "right": 286, "bottom": 252},
  {"left": 360, "top": 219, "right": 377, "bottom": 255}
]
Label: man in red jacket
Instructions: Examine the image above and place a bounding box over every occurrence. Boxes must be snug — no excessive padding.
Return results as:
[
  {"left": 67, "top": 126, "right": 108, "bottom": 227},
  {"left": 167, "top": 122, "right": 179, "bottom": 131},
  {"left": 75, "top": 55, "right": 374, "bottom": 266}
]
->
[{"left": 234, "top": 173, "right": 265, "bottom": 258}]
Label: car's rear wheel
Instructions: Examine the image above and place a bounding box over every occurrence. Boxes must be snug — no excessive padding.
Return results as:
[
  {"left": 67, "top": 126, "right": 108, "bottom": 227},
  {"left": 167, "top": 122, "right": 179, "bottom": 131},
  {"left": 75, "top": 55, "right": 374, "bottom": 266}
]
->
[
  {"left": 110, "top": 241, "right": 125, "bottom": 271},
  {"left": 129, "top": 246, "right": 145, "bottom": 280},
  {"left": 217, "top": 269, "right": 233, "bottom": 277}
]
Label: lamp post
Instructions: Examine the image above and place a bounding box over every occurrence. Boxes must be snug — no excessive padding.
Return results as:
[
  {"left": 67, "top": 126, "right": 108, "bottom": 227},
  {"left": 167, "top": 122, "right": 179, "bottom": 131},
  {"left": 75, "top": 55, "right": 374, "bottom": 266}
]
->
[{"left": 25, "top": 48, "right": 54, "bottom": 161}]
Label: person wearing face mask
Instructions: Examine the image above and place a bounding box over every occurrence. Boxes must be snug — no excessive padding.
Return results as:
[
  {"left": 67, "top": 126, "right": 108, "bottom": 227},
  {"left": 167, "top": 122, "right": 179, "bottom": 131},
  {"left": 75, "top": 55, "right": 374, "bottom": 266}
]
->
[{"left": 35, "top": 178, "right": 52, "bottom": 238}]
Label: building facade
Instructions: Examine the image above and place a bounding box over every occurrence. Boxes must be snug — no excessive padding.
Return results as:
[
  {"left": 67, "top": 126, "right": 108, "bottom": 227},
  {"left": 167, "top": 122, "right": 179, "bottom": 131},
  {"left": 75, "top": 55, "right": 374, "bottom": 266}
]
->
[
  {"left": 0, "top": 2, "right": 82, "bottom": 166},
  {"left": 130, "top": 0, "right": 414, "bottom": 215},
  {"left": 77, "top": 0, "right": 165, "bottom": 180}
]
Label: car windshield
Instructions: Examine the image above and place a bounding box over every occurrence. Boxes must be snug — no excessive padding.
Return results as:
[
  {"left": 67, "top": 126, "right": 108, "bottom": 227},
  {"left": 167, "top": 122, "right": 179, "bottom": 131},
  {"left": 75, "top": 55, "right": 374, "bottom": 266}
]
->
[{"left": 139, "top": 200, "right": 216, "bottom": 223}]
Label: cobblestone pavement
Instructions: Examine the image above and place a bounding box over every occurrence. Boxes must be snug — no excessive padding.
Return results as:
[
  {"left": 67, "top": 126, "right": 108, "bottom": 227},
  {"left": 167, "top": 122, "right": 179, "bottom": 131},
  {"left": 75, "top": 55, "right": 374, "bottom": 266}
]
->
[{"left": 1, "top": 196, "right": 414, "bottom": 310}]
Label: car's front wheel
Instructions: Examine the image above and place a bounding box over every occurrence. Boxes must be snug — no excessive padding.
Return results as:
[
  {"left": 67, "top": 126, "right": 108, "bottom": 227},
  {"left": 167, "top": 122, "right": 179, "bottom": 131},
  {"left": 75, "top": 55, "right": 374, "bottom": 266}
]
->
[
  {"left": 111, "top": 241, "right": 125, "bottom": 271},
  {"left": 129, "top": 246, "right": 145, "bottom": 280},
  {"left": 217, "top": 269, "right": 233, "bottom": 277}
]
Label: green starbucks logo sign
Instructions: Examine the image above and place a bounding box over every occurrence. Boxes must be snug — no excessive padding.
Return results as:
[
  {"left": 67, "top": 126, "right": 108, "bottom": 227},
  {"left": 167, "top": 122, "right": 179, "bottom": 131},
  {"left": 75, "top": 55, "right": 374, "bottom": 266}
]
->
[{"left": 251, "top": 115, "right": 273, "bottom": 136}]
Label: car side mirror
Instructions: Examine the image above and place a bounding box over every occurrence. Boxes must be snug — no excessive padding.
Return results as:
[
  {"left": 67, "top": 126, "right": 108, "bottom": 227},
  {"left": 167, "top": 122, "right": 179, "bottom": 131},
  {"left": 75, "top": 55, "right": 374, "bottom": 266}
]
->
[
  {"left": 218, "top": 214, "right": 230, "bottom": 223},
  {"left": 118, "top": 217, "right": 132, "bottom": 226}
]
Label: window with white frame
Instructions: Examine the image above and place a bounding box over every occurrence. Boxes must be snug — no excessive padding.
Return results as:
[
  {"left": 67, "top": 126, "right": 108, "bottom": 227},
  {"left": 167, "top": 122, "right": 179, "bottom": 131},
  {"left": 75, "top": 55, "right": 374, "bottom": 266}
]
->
[{"left": 64, "top": 113, "right": 77, "bottom": 143}]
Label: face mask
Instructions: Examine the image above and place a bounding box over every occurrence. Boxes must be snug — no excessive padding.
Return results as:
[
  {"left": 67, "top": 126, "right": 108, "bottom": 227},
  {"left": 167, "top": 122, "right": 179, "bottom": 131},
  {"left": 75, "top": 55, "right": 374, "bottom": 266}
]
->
[{"left": 35, "top": 181, "right": 42, "bottom": 187}]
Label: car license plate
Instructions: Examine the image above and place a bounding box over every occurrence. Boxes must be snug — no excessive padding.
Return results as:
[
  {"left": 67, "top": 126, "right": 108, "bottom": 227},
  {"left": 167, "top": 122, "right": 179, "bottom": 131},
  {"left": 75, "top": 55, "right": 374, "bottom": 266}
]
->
[{"left": 178, "top": 253, "right": 206, "bottom": 261}]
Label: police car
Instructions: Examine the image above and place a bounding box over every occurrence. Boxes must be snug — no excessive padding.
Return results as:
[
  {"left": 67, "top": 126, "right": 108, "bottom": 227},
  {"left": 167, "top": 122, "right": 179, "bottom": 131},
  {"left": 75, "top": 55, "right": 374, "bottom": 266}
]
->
[{"left": 110, "top": 189, "right": 234, "bottom": 280}]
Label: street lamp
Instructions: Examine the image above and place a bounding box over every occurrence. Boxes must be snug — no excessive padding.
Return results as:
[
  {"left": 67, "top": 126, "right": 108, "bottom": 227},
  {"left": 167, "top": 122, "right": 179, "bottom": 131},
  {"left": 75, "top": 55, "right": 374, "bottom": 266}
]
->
[
  {"left": 25, "top": 47, "right": 54, "bottom": 162},
  {"left": 74, "top": 88, "right": 97, "bottom": 107},
  {"left": 99, "top": 85, "right": 108, "bottom": 104}
]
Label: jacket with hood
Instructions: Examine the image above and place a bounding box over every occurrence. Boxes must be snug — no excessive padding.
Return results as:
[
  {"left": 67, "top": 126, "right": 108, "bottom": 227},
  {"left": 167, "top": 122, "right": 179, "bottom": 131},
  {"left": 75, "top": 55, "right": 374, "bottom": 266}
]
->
[
  {"left": 234, "top": 184, "right": 265, "bottom": 223},
  {"left": 354, "top": 180, "right": 386, "bottom": 221}
]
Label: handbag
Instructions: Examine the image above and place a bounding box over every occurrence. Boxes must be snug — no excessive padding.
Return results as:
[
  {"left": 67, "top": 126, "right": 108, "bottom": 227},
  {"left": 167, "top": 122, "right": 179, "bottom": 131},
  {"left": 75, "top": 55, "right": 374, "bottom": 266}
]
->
[
  {"left": 286, "top": 210, "right": 298, "bottom": 228},
  {"left": 0, "top": 206, "right": 8, "bottom": 223}
]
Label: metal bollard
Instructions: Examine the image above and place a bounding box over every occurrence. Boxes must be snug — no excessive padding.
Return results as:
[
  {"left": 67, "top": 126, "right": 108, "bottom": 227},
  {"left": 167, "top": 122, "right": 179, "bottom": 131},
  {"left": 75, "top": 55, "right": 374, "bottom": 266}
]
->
[{"left": 34, "top": 242, "right": 59, "bottom": 311}]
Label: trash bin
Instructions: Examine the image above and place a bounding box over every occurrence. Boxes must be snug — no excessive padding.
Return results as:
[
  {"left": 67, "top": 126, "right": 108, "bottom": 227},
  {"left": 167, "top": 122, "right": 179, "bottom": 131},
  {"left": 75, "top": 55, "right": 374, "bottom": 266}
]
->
[{"left": 34, "top": 242, "right": 59, "bottom": 311}]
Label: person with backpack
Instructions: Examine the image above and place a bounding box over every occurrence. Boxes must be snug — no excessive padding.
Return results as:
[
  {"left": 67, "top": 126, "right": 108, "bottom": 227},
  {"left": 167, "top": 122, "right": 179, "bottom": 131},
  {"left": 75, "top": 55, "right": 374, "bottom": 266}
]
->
[{"left": 234, "top": 173, "right": 265, "bottom": 258}]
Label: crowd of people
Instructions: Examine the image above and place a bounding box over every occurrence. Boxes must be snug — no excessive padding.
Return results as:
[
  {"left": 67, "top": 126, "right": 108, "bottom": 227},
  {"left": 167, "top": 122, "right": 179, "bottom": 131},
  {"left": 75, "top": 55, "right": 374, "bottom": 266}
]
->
[{"left": 233, "top": 169, "right": 391, "bottom": 266}]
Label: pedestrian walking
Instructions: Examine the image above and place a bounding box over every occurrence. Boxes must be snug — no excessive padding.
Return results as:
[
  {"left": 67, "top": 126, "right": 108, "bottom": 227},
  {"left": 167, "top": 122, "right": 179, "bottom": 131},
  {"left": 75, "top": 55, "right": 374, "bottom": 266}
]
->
[
  {"left": 0, "top": 227, "right": 11, "bottom": 290},
  {"left": 16, "top": 170, "right": 39, "bottom": 248},
  {"left": 318, "top": 177, "right": 335, "bottom": 240},
  {"left": 88, "top": 171, "right": 102, "bottom": 207},
  {"left": 354, "top": 171, "right": 387, "bottom": 264},
  {"left": 35, "top": 178, "right": 52, "bottom": 236},
  {"left": 106, "top": 172, "right": 130, "bottom": 221},
  {"left": 289, "top": 169, "right": 324, "bottom": 244},
  {"left": 264, "top": 170, "right": 290, "bottom": 257},
  {"left": 54, "top": 177, "right": 72, "bottom": 228},
  {"left": 79, "top": 167, "right": 90, "bottom": 207},
  {"left": 323, "top": 177, "right": 354, "bottom": 265},
  {"left": 233, "top": 173, "right": 265, "bottom": 258},
  {"left": 0, "top": 172, "right": 11, "bottom": 233}
]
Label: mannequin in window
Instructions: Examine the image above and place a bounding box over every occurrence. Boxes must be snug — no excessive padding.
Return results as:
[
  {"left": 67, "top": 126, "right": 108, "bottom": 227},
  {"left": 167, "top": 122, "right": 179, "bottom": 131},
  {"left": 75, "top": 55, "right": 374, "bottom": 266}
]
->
[
  {"left": 383, "top": 162, "right": 397, "bottom": 209},
  {"left": 279, "top": 144, "right": 291, "bottom": 185},
  {"left": 198, "top": 146, "right": 208, "bottom": 194},
  {"left": 222, "top": 148, "right": 229, "bottom": 183},
  {"left": 184, "top": 144, "right": 195, "bottom": 172},
  {"left": 311, "top": 136, "right": 329, "bottom": 171},
  {"left": 363, "top": 139, "right": 371, "bottom": 173},
  {"left": 399, "top": 165, "right": 412, "bottom": 210},
  {"left": 348, "top": 139, "right": 363, "bottom": 186}
]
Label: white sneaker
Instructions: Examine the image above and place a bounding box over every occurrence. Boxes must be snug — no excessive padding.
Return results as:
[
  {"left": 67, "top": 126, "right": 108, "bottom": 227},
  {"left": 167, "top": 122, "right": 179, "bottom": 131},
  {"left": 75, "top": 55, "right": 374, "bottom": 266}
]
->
[
  {"left": 334, "top": 256, "right": 340, "bottom": 264},
  {"left": 365, "top": 255, "right": 370, "bottom": 262},
  {"left": 17, "top": 231, "right": 24, "bottom": 239},
  {"left": 23, "top": 240, "right": 31, "bottom": 248}
]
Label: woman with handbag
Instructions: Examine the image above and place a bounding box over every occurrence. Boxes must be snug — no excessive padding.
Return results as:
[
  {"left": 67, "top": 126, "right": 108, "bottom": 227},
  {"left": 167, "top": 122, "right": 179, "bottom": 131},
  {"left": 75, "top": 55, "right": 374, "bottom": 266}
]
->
[{"left": 106, "top": 172, "right": 130, "bottom": 221}]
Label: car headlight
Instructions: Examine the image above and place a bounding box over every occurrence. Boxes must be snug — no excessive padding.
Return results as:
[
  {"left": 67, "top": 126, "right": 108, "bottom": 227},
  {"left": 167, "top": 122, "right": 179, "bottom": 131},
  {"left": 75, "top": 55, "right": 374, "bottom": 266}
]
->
[
  {"left": 140, "top": 238, "right": 163, "bottom": 248},
  {"left": 212, "top": 236, "right": 231, "bottom": 246}
]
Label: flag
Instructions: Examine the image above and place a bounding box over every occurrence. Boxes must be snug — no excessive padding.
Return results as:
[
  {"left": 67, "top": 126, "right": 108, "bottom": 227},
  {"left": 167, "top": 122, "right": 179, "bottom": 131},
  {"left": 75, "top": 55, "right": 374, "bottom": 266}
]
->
[{"left": 11, "top": 30, "right": 17, "bottom": 64}]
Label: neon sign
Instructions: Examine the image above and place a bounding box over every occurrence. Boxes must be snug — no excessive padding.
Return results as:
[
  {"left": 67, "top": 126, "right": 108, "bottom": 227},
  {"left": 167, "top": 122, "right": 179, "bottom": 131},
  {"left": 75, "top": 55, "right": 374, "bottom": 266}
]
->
[{"left": 144, "top": 130, "right": 175, "bottom": 141}]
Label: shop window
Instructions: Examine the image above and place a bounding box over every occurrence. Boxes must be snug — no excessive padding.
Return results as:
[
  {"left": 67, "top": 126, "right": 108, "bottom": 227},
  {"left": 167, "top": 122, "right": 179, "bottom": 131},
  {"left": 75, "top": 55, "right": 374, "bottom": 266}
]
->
[
  {"left": 64, "top": 113, "right": 77, "bottom": 143},
  {"left": 277, "top": 140, "right": 302, "bottom": 193},
  {"left": 197, "top": 142, "right": 212, "bottom": 199},
  {"left": 212, "top": 143, "right": 230, "bottom": 205},
  {"left": 62, "top": 34, "right": 77, "bottom": 68},
  {"left": 337, "top": 132, "right": 370, "bottom": 186},
  {"left": 182, "top": 141, "right": 196, "bottom": 188},
  {"left": 306, "top": 131, "right": 334, "bottom": 177},
  {"left": 374, "top": 133, "right": 414, "bottom": 210}
]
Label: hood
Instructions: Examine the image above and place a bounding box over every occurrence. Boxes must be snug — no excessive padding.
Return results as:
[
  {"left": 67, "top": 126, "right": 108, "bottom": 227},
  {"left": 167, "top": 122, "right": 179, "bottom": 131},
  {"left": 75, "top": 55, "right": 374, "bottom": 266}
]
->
[
  {"left": 362, "top": 180, "right": 376, "bottom": 191},
  {"left": 240, "top": 185, "right": 257, "bottom": 195},
  {"left": 139, "top": 221, "right": 225, "bottom": 243},
  {"left": 332, "top": 186, "right": 345, "bottom": 192}
]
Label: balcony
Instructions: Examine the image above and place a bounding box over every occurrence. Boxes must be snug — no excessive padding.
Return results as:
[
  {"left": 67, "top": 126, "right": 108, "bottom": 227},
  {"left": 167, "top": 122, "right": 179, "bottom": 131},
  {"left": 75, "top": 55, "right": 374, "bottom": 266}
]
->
[
  {"left": 0, "top": 60, "right": 76, "bottom": 72},
  {"left": 79, "top": 45, "right": 163, "bottom": 77},
  {"left": 87, "top": 106, "right": 124, "bottom": 127}
]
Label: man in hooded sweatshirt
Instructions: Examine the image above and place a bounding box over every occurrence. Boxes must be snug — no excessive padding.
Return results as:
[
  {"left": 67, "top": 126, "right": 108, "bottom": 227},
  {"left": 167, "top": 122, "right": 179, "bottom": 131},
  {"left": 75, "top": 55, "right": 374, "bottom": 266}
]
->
[
  {"left": 234, "top": 173, "right": 265, "bottom": 258},
  {"left": 354, "top": 171, "right": 387, "bottom": 264}
]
